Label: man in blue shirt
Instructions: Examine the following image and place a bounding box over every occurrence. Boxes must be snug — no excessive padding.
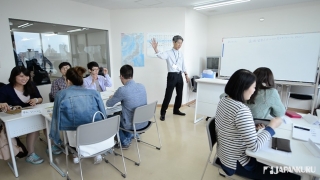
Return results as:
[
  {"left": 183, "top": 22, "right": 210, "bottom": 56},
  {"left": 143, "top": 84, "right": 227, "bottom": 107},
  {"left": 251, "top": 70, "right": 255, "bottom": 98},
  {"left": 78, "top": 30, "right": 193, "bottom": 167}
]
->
[
  {"left": 106, "top": 64, "right": 148, "bottom": 149},
  {"left": 83, "top": 61, "right": 112, "bottom": 92},
  {"left": 150, "top": 35, "right": 190, "bottom": 121}
]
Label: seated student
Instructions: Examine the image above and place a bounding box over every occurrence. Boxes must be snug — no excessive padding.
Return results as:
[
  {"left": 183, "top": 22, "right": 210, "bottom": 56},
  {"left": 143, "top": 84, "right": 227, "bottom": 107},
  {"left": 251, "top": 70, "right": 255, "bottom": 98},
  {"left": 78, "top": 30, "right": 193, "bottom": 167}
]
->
[
  {"left": 50, "top": 66, "right": 107, "bottom": 164},
  {"left": 50, "top": 62, "right": 72, "bottom": 101},
  {"left": 220, "top": 67, "right": 285, "bottom": 126},
  {"left": 106, "top": 65, "right": 148, "bottom": 149},
  {"left": 247, "top": 67, "right": 285, "bottom": 119},
  {"left": 83, "top": 61, "right": 112, "bottom": 92},
  {"left": 0, "top": 67, "right": 44, "bottom": 164},
  {"left": 215, "top": 69, "right": 300, "bottom": 180}
]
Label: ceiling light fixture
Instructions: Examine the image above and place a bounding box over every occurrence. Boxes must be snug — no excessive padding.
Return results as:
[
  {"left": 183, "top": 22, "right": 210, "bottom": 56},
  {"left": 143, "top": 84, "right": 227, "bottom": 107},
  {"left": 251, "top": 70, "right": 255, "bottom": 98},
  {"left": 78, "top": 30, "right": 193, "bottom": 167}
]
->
[
  {"left": 18, "top": 23, "right": 29, "bottom": 28},
  {"left": 18, "top": 23, "right": 33, "bottom": 28},
  {"left": 67, "top": 28, "right": 83, "bottom": 33},
  {"left": 194, "top": 0, "right": 250, "bottom": 10},
  {"left": 21, "top": 23, "right": 33, "bottom": 28}
]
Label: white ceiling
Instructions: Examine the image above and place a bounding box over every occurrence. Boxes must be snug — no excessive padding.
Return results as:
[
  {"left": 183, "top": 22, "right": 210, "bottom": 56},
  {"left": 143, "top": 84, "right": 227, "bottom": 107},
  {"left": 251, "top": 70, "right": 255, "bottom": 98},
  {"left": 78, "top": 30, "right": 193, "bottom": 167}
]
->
[{"left": 70, "top": 0, "right": 319, "bottom": 15}]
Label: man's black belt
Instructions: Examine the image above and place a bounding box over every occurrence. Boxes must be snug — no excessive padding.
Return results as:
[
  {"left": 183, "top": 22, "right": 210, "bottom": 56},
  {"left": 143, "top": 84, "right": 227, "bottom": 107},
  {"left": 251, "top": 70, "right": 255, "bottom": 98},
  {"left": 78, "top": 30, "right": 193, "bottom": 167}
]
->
[{"left": 168, "top": 72, "right": 181, "bottom": 74}]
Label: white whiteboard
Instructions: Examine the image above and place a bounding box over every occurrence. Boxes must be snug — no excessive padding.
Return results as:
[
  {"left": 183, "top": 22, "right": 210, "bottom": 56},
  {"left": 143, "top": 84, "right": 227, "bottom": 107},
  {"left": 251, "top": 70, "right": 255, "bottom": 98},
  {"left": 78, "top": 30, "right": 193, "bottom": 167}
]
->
[
  {"left": 146, "top": 32, "right": 179, "bottom": 58},
  {"left": 220, "top": 33, "right": 320, "bottom": 83}
]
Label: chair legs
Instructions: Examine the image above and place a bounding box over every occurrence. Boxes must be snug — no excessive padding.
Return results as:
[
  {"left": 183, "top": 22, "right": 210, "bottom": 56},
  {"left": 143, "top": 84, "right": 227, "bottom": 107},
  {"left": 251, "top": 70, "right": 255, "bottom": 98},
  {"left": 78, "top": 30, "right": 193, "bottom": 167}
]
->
[
  {"left": 201, "top": 150, "right": 213, "bottom": 180},
  {"left": 137, "top": 116, "right": 162, "bottom": 150},
  {"left": 104, "top": 133, "right": 127, "bottom": 178},
  {"left": 115, "top": 116, "right": 162, "bottom": 166},
  {"left": 63, "top": 132, "right": 71, "bottom": 180}
]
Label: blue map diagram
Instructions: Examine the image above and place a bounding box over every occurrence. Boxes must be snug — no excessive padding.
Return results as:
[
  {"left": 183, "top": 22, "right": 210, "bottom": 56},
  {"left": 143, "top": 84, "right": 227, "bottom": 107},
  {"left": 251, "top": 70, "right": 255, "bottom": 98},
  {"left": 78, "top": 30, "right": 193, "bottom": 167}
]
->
[{"left": 121, "top": 33, "right": 144, "bottom": 67}]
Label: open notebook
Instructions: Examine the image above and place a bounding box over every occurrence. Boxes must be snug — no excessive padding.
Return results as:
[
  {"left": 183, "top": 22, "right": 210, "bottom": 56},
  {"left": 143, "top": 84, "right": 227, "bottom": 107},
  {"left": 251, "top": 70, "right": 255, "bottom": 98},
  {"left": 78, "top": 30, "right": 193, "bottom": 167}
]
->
[{"left": 292, "top": 124, "right": 320, "bottom": 144}]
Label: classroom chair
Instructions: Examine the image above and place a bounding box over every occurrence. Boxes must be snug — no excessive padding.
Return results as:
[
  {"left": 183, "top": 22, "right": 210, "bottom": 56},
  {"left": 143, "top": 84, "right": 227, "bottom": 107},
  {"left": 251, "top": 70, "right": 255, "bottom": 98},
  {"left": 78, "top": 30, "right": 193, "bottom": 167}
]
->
[
  {"left": 116, "top": 101, "right": 162, "bottom": 166},
  {"left": 63, "top": 115, "right": 127, "bottom": 180},
  {"left": 201, "top": 118, "right": 243, "bottom": 180}
]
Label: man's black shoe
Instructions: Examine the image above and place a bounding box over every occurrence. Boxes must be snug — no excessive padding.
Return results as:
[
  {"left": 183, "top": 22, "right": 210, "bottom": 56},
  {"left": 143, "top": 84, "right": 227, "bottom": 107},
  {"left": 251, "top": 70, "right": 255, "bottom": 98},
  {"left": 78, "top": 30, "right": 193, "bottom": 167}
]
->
[
  {"left": 173, "top": 111, "right": 186, "bottom": 116},
  {"left": 160, "top": 115, "right": 165, "bottom": 121}
]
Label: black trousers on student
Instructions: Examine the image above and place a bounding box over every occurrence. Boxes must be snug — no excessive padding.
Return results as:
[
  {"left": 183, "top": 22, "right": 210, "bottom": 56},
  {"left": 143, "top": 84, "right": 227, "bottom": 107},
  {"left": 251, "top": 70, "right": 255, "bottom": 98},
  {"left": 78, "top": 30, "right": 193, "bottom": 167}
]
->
[{"left": 160, "top": 72, "right": 184, "bottom": 115}]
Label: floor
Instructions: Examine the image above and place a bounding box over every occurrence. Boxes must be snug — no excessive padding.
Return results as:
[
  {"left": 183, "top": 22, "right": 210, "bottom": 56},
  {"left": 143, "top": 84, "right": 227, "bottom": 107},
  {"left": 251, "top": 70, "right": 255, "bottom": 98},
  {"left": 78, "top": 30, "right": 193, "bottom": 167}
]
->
[{"left": 0, "top": 105, "right": 244, "bottom": 180}]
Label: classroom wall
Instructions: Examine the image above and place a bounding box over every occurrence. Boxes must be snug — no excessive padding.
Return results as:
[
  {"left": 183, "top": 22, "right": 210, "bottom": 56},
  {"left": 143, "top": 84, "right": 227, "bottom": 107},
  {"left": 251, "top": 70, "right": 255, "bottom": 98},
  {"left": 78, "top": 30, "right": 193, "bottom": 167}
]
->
[
  {"left": 184, "top": 9, "right": 208, "bottom": 103},
  {"left": 0, "top": 0, "right": 111, "bottom": 102},
  {"left": 207, "top": 1, "right": 320, "bottom": 109},
  {"left": 110, "top": 8, "right": 207, "bottom": 105}
]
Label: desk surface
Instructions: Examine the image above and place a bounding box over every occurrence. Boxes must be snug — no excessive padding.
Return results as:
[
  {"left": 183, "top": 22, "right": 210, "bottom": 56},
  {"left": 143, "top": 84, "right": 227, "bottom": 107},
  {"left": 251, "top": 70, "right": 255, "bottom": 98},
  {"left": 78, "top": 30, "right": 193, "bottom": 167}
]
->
[
  {"left": 247, "top": 117, "right": 320, "bottom": 177},
  {"left": 0, "top": 103, "right": 53, "bottom": 122},
  {"left": 195, "top": 78, "right": 228, "bottom": 85}
]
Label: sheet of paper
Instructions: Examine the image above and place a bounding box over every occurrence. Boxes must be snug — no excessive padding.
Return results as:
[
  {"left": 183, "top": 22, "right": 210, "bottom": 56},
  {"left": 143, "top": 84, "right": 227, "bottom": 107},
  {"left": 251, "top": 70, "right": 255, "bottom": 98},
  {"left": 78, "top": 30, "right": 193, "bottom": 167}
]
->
[{"left": 282, "top": 116, "right": 292, "bottom": 124}]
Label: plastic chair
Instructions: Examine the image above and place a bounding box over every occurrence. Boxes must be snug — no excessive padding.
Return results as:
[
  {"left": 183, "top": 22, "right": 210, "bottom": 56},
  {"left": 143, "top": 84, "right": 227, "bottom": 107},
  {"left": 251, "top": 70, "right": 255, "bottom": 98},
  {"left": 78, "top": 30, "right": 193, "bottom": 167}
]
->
[
  {"left": 201, "top": 118, "right": 237, "bottom": 180},
  {"left": 63, "top": 115, "right": 127, "bottom": 180},
  {"left": 116, "top": 101, "right": 162, "bottom": 166},
  {"left": 202, "top": 118, "right": 252, "bottom": 180}
]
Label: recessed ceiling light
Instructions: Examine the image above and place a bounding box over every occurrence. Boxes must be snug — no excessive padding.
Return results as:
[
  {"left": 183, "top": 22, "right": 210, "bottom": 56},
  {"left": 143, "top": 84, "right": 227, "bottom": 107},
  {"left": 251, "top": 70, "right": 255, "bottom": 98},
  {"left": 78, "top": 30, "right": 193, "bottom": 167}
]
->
[
  {"left": 194, "top": 0, "right": 250, "bottom": 10},
  {"left": 67, "top": 28, "right": 83, "bottom": 33},
  {"left": 260, "top": 18, "right": 265, "bottom": 21}
]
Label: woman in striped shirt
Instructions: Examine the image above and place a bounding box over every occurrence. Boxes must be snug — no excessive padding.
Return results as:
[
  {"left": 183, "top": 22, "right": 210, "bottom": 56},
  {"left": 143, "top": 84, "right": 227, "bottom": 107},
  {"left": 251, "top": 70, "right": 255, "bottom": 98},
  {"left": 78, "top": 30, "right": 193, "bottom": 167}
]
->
[{"left": 215, "top": 69, "right": 300, "bottom": 180}]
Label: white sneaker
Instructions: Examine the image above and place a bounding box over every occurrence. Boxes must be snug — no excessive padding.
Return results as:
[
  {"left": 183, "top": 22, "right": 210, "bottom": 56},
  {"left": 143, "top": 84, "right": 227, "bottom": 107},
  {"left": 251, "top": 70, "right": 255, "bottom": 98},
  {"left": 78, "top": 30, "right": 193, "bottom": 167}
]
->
[
  {"left": 73, "top": 157, "right": 79, "bottom": 164},
  {"left": 94, "top": 155, "right": 102, "bottom": 165}
]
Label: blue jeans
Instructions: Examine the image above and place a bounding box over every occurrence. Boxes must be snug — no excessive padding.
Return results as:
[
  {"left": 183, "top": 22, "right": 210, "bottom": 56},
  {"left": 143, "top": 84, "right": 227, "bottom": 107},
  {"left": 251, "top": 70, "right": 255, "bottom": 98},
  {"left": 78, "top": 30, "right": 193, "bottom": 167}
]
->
[
  {"left": 118, "top": 123, "right": 141, "bottom": 146},
  {"left": 118, "top": 128, "right": 134, "bottom": 146}
]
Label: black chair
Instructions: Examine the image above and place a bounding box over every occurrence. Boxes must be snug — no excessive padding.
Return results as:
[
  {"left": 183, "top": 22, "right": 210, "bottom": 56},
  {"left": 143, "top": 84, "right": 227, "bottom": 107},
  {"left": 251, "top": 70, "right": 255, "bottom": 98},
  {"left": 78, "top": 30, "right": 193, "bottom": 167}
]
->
[
  {"left": 190, "top": 75, "right": 200, "bottom": 92},
  {"left": 201, "top": 118, "right": 237, "bottom": 180},
  {"left": 201, "top": 117, "right": 220, "bottom": 179},
  {"left": 49, "top": 93, "right": 54, "bottom": 102}
]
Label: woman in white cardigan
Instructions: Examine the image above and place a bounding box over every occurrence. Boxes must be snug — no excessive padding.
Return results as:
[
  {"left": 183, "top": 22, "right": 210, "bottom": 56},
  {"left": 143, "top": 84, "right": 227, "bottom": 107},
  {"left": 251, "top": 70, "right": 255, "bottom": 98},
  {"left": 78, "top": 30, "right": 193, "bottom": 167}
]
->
[{"left": 215, "top": 69, "right": 300, "bottom": 180}]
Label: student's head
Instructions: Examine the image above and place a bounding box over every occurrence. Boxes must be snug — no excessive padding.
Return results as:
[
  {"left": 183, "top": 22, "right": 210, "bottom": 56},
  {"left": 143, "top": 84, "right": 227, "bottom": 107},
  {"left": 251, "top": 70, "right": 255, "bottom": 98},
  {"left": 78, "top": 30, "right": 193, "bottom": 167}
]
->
[
  {"left": 87, "top": 61, "right": 99, "bottom": 75},
  {"left": 248, "top": 67, "right": 275, "bottom": 104},
  {"left": 66, "top": 66, "right": 86, "bottom": 86},
  {"left": 120, "top": 64, "right": 133, "bottom": 85},
  {"left": 225, "top": 69, "right": 256, "bottom": 103},
  {"left": 253, "top": 67, "right": 275, "bottom": 88},
  {"left": 9, "top": 66, "right": 31, "bottom": 86},
  {"left": 0, "top": 82, "right": 5, "bottom": 88},
  {"left": 59, "top": 62, "right": 72, "bottom": 76},
  {"left": 9, "top": 66, "right": 35, "bottom": 96},
  {"left": 172, "top": 35, "right": 183, "bottom": 50}
]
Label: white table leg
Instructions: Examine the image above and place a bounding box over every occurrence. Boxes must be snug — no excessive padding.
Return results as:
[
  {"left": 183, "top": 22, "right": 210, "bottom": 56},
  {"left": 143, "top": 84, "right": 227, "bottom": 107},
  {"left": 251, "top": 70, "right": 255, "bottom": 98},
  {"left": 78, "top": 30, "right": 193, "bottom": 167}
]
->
[
  {"left": 45, "top": 118, "right": 66, "bottom": 177},
  {"left": 6, "top": 132, "right": 18, "bottom": 177}
]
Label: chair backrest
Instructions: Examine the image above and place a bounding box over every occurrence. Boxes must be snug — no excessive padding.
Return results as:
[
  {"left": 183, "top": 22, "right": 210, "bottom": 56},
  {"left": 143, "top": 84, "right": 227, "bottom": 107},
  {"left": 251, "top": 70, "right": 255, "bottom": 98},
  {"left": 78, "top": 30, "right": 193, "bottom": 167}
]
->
[
  {"left": 132, "top": 101, "right": 157, "bottom": 124},
  {"left": 49, "top": 93, "right": 54, "bottom": 102},
  {"left": 76, "top": 115, "right": 120, "bottom": 146},
  {"left": 206, "top": 117, "right": 217, "bottom": 151},
  {"left": 191, "top": 76, "right": 200, "bottom": 92}
]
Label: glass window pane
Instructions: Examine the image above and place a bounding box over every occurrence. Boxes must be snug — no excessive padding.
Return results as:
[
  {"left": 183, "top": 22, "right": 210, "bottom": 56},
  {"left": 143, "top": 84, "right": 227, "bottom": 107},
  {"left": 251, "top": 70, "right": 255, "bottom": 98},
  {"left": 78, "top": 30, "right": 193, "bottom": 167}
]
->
[{"left": 41, "top": 33, "right": 72, "bottom": 79}]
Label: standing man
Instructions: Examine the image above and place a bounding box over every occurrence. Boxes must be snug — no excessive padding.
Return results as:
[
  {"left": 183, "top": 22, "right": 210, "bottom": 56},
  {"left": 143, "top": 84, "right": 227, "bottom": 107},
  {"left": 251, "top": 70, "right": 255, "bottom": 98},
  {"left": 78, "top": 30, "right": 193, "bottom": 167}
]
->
[
  {"left": 106, "top": 64, "right": 148, "bottom": 149},
  {"left": 150, "top": 35, "right": 190, "bottom": 121},
  {"left": 83, "top": 61, "right": 112, "bottom": 92}
]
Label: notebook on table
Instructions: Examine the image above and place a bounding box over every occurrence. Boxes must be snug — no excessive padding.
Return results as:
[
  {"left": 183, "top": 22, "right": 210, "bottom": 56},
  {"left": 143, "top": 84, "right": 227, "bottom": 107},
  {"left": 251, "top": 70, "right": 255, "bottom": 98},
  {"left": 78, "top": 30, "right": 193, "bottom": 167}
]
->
[{"left": 292, "top": 124, "right": 320, "bottom": 144}]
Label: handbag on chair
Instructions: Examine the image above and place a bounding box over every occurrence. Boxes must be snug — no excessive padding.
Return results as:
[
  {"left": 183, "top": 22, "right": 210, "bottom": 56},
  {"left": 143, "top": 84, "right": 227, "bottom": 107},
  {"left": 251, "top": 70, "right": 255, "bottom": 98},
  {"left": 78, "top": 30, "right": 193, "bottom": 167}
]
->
[{"left": 76, "top": 111, "right": 115, "bottom": 157}]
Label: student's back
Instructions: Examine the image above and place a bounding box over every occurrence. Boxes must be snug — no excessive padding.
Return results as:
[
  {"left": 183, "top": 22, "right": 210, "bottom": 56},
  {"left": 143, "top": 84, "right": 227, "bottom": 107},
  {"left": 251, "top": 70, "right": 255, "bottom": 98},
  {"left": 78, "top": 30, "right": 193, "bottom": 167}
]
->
[{"left": 247, "top": 88, "right": 285, "bottom": 119}]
